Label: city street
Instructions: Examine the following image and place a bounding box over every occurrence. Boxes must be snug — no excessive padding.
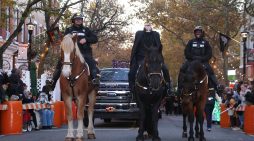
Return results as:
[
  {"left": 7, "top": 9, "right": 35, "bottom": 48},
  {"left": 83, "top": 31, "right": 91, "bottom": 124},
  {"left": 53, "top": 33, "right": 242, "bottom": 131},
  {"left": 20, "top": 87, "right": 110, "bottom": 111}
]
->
[{"left": 1, "top": 114, "right": 253, "bottom": 141}]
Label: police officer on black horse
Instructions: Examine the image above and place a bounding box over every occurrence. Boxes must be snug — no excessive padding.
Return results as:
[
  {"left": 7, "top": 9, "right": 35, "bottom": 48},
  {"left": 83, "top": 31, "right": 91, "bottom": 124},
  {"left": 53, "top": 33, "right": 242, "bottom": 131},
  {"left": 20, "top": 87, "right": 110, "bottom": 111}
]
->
[
  {"left": 51, "top": 13, "right": 99, "bottom": 90},
  {"left": 177, "top": 26, "right": 220, "bottom": 95},
  {"left": 129, "top": 23, "right": 172, "bottom": 97}
]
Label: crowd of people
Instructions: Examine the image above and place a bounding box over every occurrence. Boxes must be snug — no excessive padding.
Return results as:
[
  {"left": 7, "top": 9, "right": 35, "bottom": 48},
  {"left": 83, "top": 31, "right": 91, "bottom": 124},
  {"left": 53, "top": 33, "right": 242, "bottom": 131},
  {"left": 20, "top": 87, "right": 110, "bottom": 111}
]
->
[
  {"left": 162, "top": 79, "right": 254, "bottom": 132},
  {"left": 222, "top": 80, "right": 254, "bottom": 130},
  {"left": 0, "top": 68, "right": 54, "bottom": 131}
]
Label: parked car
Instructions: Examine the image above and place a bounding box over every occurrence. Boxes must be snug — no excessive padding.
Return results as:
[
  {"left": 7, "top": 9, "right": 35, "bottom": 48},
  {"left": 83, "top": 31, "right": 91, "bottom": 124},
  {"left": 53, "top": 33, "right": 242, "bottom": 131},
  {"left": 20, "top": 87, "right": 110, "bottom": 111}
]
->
[{"left": 84, "top": 68, "right": 139, "bottom": 126}]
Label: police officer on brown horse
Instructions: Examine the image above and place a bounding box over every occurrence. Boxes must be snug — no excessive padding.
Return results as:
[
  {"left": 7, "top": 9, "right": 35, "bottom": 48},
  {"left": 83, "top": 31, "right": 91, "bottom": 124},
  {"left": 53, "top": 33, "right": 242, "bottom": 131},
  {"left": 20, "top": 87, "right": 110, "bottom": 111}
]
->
[
  {"left": 129, "top": 23, "right": 172, "bottom": 97},
  {"left": 177, "top": 26, "right": 219, "bottom": 95},
  {"left": 51, "top": 13, "right": 99, "bottom": 89}
]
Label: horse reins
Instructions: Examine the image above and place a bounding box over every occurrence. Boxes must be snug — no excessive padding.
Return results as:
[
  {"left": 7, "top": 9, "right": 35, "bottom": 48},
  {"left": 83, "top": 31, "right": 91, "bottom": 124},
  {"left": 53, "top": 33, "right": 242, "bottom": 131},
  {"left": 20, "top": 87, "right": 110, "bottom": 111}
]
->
[
  {"left": 135, "top": 65, "right": 165, "bottom": 93},
  {"left": 62, "top": 36, "right": 87, "bottom": 100},
  {"left": 182, "top": 74, "right": 208, "bottom": 96}
]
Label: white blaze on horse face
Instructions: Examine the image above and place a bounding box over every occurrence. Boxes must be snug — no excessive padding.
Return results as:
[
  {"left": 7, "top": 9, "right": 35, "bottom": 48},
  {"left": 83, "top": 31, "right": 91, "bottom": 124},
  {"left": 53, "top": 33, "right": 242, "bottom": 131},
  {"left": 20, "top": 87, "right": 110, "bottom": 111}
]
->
[{"left": 62, "top": 52, "right": 72, "bottom": 77}]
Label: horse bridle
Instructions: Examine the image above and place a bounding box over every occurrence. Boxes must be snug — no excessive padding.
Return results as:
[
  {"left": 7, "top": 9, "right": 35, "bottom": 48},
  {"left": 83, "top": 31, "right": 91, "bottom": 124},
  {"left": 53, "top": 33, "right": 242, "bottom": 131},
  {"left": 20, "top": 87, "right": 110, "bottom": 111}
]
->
[
  {"left": 182, "top": 74, "right": 208, "bottom": 97},
  {"left": 61, "top": 36, "right": 87, "bottom": 87},
  {"left": 135, "top": 65, "right": 165, "bottom": 93}
]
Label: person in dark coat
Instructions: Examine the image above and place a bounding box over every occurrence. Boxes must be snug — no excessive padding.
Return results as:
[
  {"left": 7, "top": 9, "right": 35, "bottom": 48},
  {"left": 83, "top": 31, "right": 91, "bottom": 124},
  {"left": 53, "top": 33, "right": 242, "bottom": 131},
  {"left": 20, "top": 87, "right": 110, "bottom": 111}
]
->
[
  {"left": 177, "top": 26, "right": 219, "bottom": 94},
  {"left": 51, "top": 13, "right": 99, "bottom": 90},
  {"left": 42, "top": 80, "right": 53, "bottom": 101},
  {"left": 0, "top": 71, "right": 9, "bottom": 103},
  {"left": 205, "top": 89, "right": 216, "bottom": 131},
  {"left": 128, "top": 23, "right": 172, "bottom": 95},
  {"left": 8, "top": 68, "right": 25, "bottom": 100}
]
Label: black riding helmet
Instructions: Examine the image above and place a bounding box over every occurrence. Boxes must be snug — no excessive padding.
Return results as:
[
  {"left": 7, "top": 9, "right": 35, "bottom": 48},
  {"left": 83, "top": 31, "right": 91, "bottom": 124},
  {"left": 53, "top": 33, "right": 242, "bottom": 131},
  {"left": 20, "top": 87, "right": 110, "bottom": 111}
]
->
[
  {"left": 71, "top": 13, "right": 84, "bottom": 23},
  {"left": 193, "top": 26, "right": 204, "bottom": 38}
]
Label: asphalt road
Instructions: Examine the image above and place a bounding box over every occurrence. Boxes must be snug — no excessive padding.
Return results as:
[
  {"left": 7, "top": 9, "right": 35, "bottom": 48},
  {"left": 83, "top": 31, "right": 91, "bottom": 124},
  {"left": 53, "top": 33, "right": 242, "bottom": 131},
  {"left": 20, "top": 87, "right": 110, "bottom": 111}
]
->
[{"left": 0, "top": 114, "right": 253, "bottom": 141}]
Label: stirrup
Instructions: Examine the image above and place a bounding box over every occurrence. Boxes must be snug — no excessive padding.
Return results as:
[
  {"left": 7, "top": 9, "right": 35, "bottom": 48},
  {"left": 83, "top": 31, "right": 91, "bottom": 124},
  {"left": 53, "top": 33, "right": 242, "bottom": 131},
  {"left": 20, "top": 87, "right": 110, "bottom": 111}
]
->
[
  {"left": 92, "top": 77, "right": 100, "bottom": 85},
  {"left": 167, "top": 89, "right": 172, "bottom": 95}
]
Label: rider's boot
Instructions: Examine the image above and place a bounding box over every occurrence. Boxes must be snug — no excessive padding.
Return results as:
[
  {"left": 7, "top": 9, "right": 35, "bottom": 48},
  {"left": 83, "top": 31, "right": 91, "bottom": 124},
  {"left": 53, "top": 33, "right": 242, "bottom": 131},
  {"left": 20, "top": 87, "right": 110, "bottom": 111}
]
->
[
  {"left": 165, "top": 82, "right": 172, "bottom": 96},
  {"left": 176, "top": 77, "right": 183, "bottom": 95},
  {"left": 162, "top": 64, "right": 172, "bottom": 96},
  {"left": 50, "top": 60, "right": 62, "bottom": 91},
  {"left": 91, "top": 69, "right": 100, "bottom": 87},
  {"left": 209, "top": 74, "right": 220, "bottom": 94}
]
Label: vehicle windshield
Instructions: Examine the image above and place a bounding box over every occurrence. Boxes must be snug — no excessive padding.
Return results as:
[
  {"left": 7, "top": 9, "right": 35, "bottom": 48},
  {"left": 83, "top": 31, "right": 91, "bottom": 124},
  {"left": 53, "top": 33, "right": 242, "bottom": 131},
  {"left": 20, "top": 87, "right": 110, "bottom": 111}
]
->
[{"left": 100, "top": 69, "right": 129, "bottom": 82}]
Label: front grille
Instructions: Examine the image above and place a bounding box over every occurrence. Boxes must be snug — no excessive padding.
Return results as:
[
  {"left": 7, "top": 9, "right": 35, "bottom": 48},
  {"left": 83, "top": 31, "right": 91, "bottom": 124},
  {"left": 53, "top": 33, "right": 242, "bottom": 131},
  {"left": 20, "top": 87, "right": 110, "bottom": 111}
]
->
[
  {"left": 95, "top": 103, "right": 130, "bottom": 110},
  {"left": 99, "top": 83, "right": 129, "bottom": 91}
]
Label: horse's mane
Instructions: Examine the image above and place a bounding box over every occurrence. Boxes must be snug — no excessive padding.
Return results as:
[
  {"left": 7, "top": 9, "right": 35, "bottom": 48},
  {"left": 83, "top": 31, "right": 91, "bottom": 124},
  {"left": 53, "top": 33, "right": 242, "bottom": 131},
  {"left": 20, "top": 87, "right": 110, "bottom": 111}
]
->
[
  {"left": 61, "top": 34, "right": 75, "bottom": 54},
  {"left": 61, "top": 34, "right": 85, "bottom": 64},
  {"left": 190, "top": 60, "right": 206, "bottom": 79},
  {"left": 144, "top": 46, "right": 163, "bottom": 64}
]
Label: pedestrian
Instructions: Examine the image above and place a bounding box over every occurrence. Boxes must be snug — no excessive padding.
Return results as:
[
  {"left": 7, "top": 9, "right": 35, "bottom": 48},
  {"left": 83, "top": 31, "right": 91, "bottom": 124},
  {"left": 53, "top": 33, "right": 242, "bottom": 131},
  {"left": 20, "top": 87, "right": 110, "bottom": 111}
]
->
[
  {"left": 205, "top": 89, "right": 216, "bottom": 131},
  {"left": 0, "top": 71, "right": 9, "bottom": 103},
  {"left": 42, "top": 80, "right": 53, "bottom": 101},
  {"left": 37, "top": 92, "right": 54, "bottom": 129},
  {"left": 8, "top": 68, "right": 25, "bottom": 100},
  {"left": 22, "top": 89, "right": 40, "bottom": 131}
]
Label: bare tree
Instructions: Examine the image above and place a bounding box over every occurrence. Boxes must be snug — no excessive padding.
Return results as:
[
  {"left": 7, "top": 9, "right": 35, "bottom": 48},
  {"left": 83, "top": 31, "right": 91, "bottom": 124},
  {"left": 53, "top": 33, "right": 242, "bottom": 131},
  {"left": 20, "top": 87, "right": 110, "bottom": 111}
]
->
[{"left": 0, "top": 0, "right": 42, "bottom": 68}]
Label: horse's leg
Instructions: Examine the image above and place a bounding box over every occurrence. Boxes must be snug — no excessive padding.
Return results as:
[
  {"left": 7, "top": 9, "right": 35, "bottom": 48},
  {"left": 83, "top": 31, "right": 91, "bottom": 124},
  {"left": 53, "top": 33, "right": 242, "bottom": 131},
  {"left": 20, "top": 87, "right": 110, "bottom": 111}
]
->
[
  {"left": 64, "top": 96, "right": 75, "bottom": 140},
  {"left": 188, "top": 109, "right": 195, "bottom": 141},
  {"left": 195, "top": 111, "right": 199, "bottom": 138},
  {"left": 136, "top": 101, "right": 145, "bottom": 141},
  {"left": 151, "top": 100, "right": 162, "bottom": 141},
  {"left": 87, "top": 90, "right": 96, "bottom": 139},
  {"left": 75, "top": 94, "right": 86, "bottom": 140},
  {"left": 182, "top": 113, "right": 188, "bottom": 138},
  {"left": 197, "top": 106, "right": 206, "bottom": 141}
]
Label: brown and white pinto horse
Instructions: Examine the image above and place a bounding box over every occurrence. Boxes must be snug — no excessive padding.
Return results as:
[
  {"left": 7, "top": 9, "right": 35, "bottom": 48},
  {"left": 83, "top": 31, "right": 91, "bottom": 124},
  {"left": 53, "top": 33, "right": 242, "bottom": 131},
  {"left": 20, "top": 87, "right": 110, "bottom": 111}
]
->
[{"left": 60, "top": 34, "right": 97, "bottom": 141}]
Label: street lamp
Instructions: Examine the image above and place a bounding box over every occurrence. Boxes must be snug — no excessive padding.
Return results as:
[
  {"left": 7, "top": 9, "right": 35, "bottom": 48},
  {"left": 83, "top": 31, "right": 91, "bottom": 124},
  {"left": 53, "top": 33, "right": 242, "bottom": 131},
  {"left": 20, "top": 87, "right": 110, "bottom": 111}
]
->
[
  {"left": 241, "top": 31, "right": 249, "bottom": 81},
  {"left": 26, "top": 18, "right": 35, "bottom": 69}
]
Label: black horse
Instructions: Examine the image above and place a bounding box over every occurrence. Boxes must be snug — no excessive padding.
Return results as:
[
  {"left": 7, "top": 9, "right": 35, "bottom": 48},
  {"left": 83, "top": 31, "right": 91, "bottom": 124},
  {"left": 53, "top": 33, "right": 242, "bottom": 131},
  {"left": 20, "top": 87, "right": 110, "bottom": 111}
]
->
[
  {"left": 180, "top": 60, "right": 208, "bottom": 141},
  {"left": 135, "top": 46, "right": 166, "bottom": 141}
]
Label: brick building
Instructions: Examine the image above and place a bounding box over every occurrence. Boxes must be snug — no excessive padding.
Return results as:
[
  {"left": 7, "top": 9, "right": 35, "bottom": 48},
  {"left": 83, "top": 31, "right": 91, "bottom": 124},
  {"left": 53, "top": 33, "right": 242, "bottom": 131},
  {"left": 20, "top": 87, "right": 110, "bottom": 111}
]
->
[{"left": 0, "top": 0, "right": 59, "bottom": 71}]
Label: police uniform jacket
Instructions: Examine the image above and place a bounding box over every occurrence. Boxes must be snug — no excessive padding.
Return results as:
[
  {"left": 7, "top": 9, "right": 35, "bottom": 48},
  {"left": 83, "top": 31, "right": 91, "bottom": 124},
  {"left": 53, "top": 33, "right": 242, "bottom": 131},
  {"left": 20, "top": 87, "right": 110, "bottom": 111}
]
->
[
  {"left": 185, "top": 38, "right": 212, "bottom": 63},
  {"left": 64, "top": 25, "right": 98, "bottom": 56}
]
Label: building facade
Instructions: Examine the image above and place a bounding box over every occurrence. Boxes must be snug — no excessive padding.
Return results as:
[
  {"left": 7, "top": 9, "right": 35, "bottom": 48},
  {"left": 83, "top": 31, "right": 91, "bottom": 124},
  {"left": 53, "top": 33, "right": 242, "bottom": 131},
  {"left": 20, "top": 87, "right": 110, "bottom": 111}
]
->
[
  {"left": 241, "top": 12, "right": 254, "bottom": 81},
  {"left": 0, "top": 0, "right": 59, "bottom": 71}
]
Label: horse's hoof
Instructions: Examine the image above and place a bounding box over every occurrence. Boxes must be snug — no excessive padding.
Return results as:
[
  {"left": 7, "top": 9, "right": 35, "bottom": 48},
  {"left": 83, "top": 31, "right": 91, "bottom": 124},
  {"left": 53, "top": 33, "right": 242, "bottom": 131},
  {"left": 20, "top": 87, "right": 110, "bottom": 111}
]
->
[
  {"left": 88, "top": 133, "right": 96, "bottom": 139},
  {"left": 152, "top": 137, "right": 161, "bottom": 141},
  {"left": 195, "top": 133, "right": 199, "bottom": 138},
  {"left": 65, "top": 137, "right": 75, "bottom": 141},
  {"left": 182, "top": 132, "right": 188, "bottom": 138},
  {"left": 188, "top": 137, "right": 195, "bottom": 141},
  {"left": 143, "top": 132, "right": 152, "bottom": 139},
  {"left": 75, "top": 137, "right": 84, "bottom": 141},
  {"left": 136, "top": 136, "right": 144, "bottom": 141},
  {"left": 200, "top": 137, "right": 206, "bottom": 141}
]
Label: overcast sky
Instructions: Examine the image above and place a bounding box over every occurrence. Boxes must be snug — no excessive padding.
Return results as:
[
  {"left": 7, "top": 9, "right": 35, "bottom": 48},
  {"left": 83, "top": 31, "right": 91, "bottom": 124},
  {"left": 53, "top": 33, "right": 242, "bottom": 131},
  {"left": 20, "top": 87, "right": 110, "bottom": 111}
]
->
[{"left": 68, "top": 0, "right": 145, "bottom": 33}]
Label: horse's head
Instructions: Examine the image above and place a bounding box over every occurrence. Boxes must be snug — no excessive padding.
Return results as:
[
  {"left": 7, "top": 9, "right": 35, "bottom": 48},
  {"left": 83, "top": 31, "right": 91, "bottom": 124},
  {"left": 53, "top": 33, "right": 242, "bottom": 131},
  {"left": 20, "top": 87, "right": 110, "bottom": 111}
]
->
[
  {"left": 144, "top": 46, "right": 164, "bottom": 91},
  {"left": 182, "top": 60, "right": 207, "bottom": 96},
  {"left": 60, "top": 34, "right": 85, "bottom": 77}
]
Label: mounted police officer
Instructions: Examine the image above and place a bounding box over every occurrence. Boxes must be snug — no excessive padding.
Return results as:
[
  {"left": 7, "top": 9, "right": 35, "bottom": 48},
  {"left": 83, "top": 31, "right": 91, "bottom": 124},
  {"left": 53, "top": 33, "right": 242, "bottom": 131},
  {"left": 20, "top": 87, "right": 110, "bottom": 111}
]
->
[
  {"left": 177, "top": 26, "right": 219, "bottom": 94},
  {"left": 51, "top": 13, "right": 99, "bottom": 90},
  {"left": 129, "top": 23, "right": 172, "bottom": 95}
]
